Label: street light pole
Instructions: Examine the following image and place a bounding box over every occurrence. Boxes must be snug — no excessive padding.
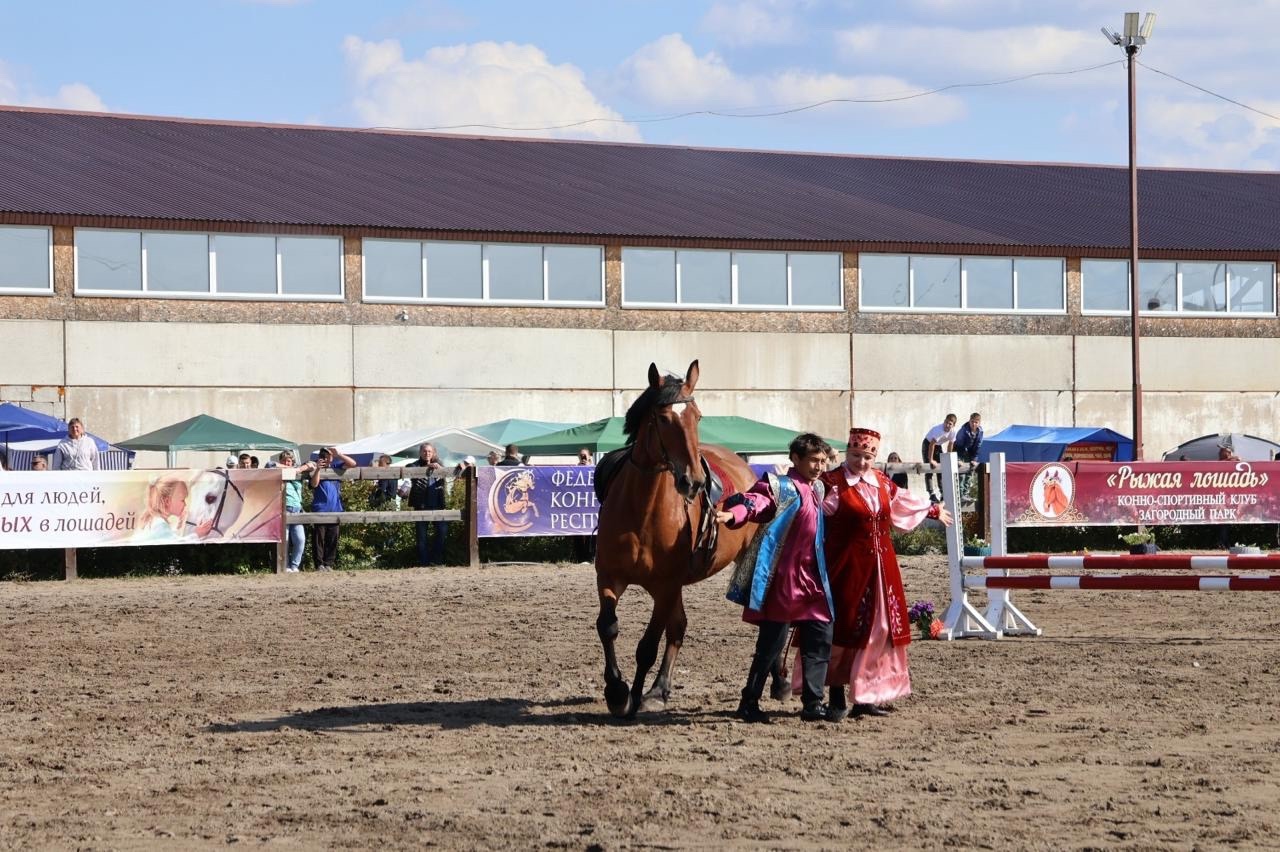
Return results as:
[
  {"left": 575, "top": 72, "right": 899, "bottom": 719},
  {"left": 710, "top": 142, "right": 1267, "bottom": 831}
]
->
[{"left": 1103, "top": 12, "right": 1155, "bottom": 461}]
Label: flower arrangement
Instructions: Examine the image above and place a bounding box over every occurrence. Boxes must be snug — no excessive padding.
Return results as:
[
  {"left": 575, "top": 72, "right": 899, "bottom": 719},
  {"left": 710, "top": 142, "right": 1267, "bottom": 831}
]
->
[
  {"left": 965, "top": 534, "right": 988, "bottom": 549},
  {"left": 1119, "top": 530, "right": 1155, "bottom": 546},
  {"left": 908, "top": 600, "right": 941, "bottom": 639}
]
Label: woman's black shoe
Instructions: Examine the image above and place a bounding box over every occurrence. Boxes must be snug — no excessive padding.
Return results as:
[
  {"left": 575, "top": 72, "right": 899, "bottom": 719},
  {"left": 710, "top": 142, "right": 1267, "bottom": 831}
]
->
[{"left": 853, "top": 703, "right": 890, "bottom": 717}]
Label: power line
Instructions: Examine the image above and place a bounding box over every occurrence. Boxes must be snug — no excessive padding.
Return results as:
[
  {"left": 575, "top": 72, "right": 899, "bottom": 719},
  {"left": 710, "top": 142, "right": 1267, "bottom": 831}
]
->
[
  {"left": 373, "top": 59, "right": 1125, "bottom": 134},
  {"left": 1138, "top": 60, "right": 1280, "bottom": 124}
]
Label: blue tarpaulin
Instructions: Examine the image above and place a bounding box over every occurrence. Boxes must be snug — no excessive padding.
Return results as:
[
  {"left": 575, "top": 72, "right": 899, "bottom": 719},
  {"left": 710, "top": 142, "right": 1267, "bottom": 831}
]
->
[{"left": 978, "top": 424, "right": 1134, "bottom": 463}]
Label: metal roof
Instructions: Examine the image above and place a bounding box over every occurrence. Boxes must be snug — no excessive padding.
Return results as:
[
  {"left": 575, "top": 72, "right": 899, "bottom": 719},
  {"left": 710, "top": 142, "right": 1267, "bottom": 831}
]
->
[{"left": 3, "top": 106, "right": 1280, "bottom": 251}]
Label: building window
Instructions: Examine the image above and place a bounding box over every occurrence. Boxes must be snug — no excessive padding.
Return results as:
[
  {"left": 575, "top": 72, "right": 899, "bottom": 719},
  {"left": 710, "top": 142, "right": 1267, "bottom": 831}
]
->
[
  {"left": 77, "top": 230, "right": 142, "bottom": 292},
  {"left": 0, "top": 226, "right": 53, "bottom": 294},
  {"left": 145, "top": 232, "right": 209, "bottom": 293},
  {"left": 363, "top": 239, "right": 602, "bottom": 305},
  {"left": 860, "top": 253, "right": 1065, "bottom": 313},
  {"left": 622, "top": 248, "right": 843, "bottom": 310},
  {"left": 74, "top": 228, "right": 343, "bottom": 299},
  {"left": 1082, "top": 258, "right": 1275, "bottom": 315}
]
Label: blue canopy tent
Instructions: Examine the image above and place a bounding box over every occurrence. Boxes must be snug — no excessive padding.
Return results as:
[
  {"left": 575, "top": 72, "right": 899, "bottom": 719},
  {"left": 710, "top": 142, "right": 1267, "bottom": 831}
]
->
[
  {"left": 978, "top": 425, "right": 1134, "bottom": 463},
  {"left": 0, "top": 402, "right": 133, "bottom": 469}
]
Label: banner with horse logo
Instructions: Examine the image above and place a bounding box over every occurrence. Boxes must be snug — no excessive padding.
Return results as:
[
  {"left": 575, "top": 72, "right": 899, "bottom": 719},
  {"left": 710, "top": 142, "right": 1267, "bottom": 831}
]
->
[
  {"left": 1004, "top": 460, "right": 1280, "bottom": 527},
  {"left": 477, "top": 465, "right": 597, "bottom": 537},
  {"left": 0, "top": 469, "right": 283, "bottom": 549}
]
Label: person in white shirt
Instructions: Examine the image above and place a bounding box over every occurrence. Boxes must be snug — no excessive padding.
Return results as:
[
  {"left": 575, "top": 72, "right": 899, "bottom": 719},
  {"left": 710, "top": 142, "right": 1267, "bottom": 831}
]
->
[
  {"left": 920, "top": 414, "right": 958, "bottom": 503},
  {"left": 52, "top": 418, "right": 99, "bottom": 471}
]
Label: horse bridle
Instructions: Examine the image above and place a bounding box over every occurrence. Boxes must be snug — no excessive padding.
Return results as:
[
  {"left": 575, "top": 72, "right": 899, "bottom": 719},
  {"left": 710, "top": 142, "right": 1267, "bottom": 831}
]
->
[{"left": 630, "top": 396, "right": 697, "bottom": 476}]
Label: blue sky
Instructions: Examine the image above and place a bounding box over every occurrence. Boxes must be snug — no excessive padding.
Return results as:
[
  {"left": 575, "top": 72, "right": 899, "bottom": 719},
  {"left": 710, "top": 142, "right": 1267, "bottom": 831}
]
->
[{"left": 2, "top": 0, "right": 1278, "bottom": 169}]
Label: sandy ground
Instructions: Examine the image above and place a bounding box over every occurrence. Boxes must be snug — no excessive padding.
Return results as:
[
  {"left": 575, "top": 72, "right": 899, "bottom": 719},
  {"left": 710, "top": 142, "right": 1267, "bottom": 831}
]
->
[{"left": 3, "top": 555, "right": 1280, "bottom": 850}]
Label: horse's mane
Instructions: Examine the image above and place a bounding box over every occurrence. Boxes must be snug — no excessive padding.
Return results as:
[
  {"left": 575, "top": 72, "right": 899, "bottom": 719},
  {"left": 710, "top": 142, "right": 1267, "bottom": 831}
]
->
[{"left": 623, "top": 373, "right": 687, "bottom": 445}]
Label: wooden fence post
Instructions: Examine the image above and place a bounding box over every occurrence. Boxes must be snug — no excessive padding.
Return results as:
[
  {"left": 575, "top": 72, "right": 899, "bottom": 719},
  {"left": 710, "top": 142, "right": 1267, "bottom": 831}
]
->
[
  {"left": 465, "top": 466, "right": 480, "bottom": 568},
  {"left": 64, "top": 548, "right": 77, "bottom": 581}
]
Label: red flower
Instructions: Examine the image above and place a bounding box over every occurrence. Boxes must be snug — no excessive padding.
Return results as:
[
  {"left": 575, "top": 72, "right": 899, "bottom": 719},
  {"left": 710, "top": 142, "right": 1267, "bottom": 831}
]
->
[{"left": 929, "top": 618, "right": 945, "bottom": 639}]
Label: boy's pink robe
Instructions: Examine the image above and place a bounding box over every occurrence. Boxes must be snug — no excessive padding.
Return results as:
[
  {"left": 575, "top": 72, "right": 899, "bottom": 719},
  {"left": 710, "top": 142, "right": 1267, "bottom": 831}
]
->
[{"left": 726, "top": 471, "right": 830, "bottom": 624}]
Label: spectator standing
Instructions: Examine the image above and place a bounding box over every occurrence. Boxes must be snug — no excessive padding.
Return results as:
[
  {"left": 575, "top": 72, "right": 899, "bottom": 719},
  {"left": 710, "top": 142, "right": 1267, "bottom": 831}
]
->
[
  {"left": 496, "top": 444, "right": 522, "bottom": 466},
  {"left": 885, "top": 452, "right": 909, "bottom": 489},
  {"left": 52, "top": 418, "right": 99, "bottom": 471},
  {"left": 309, "top": 446, "right": 356, "bottom": 571},
  {"left": 370, "top": 454, "right": 404, "bottom": 510},
  {"left": 250, "top": 455, "right": 260, "bottom": 469},
  {"left": 920, "top": 414, "right": 958, "bottom": 503},
  {"left": 30, "top": 455, "right": 49, "bottom": 471},
  {"left": 486, "top": 450, "right": 501, "bottom": 466},
  {"left": 408, "top": 442, "right": 448, "bottom": 566},
  {"left": 953, "top": 413, "right": 984, "bottom": 499},
  {"left": 237, "top": 453, "right": 252, "bottom": 469},
  {"left": 1216, "top": 442, "right": 1239, "bottom": 548},
  {"left": 572, "top": 447, "right": 596, "bottom": 564},
  {"left": 277, "top": 449, "right": 314, "bottom": 572}
]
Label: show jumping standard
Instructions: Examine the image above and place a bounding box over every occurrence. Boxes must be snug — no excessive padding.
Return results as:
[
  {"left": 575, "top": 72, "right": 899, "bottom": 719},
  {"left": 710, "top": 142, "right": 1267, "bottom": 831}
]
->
[
  {"left": 940, "top": 453, "right": 1280, "bottom": 641},
  {"left": 593, "top": 360, "right": 757, "bottom": 718}
]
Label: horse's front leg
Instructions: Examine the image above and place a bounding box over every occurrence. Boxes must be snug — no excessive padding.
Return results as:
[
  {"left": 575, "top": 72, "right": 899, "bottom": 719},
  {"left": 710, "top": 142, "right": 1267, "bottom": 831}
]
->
[
  {"left": 596, "top": 581, "right": 629, "bottom": 718},
  {"left": 640, "top": 590, "right": 686, "bottom": 713},
  {"left": 627, "top": 587, "right": 675, "bottom": 719}
]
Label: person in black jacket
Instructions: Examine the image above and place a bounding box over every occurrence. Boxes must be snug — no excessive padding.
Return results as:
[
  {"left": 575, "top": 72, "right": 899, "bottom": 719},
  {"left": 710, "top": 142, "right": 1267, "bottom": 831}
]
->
[
  {"left": 408, "top": 443, "right": 448, "bottom": 566},
  {"left": 953, "top": 413, "right": 983, "bottom": 499}
]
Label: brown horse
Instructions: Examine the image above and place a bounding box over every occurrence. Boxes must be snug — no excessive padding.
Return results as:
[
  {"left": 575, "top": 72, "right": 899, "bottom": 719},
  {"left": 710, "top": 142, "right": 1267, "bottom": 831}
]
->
[{"left": 594, "top": 360, "right": 758, "bottom": 718}]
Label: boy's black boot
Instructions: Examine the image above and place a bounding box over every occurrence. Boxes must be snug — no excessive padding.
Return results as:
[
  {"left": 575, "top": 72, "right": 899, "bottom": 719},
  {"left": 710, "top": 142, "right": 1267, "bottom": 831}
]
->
[{"left": 826, "top": 685, "right": 850, "bottom": 722}]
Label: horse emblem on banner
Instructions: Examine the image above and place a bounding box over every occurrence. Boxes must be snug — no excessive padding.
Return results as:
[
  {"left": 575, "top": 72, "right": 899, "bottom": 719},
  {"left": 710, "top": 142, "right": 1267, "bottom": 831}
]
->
[
  {"left": 486, "top": 468, "right": 540, "bottom": 533},
  {"left": 1020, "top": 462, "right": 1086, "bottom": 523}
]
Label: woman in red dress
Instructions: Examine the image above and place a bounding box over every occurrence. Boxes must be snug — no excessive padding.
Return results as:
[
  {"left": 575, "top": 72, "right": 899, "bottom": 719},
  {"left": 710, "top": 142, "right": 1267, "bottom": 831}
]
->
[{"left": 819, "top": 428, "right": 952, "bottom": 719}]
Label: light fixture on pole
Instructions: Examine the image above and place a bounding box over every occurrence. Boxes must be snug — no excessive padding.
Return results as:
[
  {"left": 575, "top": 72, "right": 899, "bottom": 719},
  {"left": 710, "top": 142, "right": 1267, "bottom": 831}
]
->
[{"left": 1101, "top": 12, "right": 1155, "bottom": 461}]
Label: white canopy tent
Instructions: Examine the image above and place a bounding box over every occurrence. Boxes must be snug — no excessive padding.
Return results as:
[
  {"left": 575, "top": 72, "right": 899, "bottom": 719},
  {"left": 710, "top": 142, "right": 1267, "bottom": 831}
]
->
[{"left": 302, "top": 427, "right": 503, "bottom": 467}]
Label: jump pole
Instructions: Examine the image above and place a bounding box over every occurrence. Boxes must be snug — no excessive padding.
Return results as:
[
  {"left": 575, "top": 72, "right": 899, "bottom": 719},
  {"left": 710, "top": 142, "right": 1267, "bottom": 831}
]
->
[{"left": 968, "top": 575, "right": 1280, "bottom": 591}]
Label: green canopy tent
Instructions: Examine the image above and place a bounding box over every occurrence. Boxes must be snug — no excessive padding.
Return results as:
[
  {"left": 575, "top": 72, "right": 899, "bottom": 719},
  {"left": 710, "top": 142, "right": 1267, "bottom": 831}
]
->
[
  {"left": 117, "top": 414, "right": 298, "bottom": 467},
  {"left": 469, "top": 418, "right": 578, "bottom": 448},
  {"left": 517, "top": 416, "right": 842, "bottom": 456}
]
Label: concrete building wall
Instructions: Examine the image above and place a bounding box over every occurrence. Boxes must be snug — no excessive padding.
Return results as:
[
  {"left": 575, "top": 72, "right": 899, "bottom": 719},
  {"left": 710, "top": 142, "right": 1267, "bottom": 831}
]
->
[{"left": 7, "top": 316, "right": 1276, "bottom": 469}]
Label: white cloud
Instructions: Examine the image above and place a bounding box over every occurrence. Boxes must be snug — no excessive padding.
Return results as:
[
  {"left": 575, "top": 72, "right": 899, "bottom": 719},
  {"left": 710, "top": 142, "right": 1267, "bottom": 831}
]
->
[
  {"left": 617, "top": 34, "right": 752, "bottom": 108},
  {"left": 700, "top": 0, "right": 815, "bottom": 46},
  {"left": 1142, "top": 95, "right": 1280, "bottom": 171},
  {"left": 617, "top": 33, "right": 964, "bottom": 127},
  {"left": 835, "top": 24, "right": 1107, "bottom": 79},
  {"left": 0, "top": 62, "right": 107, "bottom": 112},
  {"left": 341, "top": 36, "right": 641, "bottom": 142}
]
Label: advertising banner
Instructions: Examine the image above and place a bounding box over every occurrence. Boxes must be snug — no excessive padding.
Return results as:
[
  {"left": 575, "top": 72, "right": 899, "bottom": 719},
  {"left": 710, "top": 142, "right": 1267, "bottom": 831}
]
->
[
  {"left": 0, "top": 469, "right": 283, "bottom": 550},
  {"left": 477, "top": 465, "right": 597, "bottom": 538},
  {"left": 1005, "top": 460, "right": 1280, "bottom": 527}
]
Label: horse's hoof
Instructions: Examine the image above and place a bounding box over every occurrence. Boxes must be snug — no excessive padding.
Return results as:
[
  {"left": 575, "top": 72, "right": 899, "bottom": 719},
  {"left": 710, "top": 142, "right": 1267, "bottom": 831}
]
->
[
  {"left": 604, "top": 681, "right": 630, "bottom": 717},
  {"left": 638, "top": 694, "right": 668, "bottom": 713}
]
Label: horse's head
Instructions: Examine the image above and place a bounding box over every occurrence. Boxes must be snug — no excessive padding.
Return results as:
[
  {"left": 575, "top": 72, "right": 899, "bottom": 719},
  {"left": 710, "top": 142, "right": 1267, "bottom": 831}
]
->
[{"left": 625, "top": 360, "right": 705, "bottom": 501}]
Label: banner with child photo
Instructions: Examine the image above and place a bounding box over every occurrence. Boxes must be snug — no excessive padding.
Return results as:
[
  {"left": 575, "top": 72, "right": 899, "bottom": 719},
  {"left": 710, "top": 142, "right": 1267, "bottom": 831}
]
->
[{"left": 0, "top": 469, "right": 283, "bottom": 549}]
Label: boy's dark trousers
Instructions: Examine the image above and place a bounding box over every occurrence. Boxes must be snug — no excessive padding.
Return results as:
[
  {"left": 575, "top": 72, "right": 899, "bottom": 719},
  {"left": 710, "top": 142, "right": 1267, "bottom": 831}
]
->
[{"left": 741, "top": 619, "right": 833, "bottom": 708}]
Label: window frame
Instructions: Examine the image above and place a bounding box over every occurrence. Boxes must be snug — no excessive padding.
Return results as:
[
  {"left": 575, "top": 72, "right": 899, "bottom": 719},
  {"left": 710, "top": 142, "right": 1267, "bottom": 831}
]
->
[
  {"left": 361, "top": 239, "right": 604, "bottom": 307},
  {"left": 1081, "top": 258, "right": 1277, "bottom": 317},
  {"left": 621, "top": 247, "right": 844, "bottom": 312},
  {"left": 859, "top": 252, "right": 1066, "bottom": 315},
  {"left": 73, "top": 228, "right": 345, "bottom": 301},
  {"left": 0, "top": 225, "right": 55, "bottom": 295}
]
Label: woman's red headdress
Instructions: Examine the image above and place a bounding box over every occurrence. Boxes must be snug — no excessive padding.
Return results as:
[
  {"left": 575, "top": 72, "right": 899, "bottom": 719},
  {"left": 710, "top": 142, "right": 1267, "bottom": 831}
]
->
[{"left": 847, "top": 428, "right": 880, "bottom": 454}]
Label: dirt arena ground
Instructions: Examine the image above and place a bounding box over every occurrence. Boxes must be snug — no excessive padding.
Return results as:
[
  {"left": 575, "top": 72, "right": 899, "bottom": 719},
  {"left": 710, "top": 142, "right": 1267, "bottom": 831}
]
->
[{"left": 3, "top": 555, "right": 1279, "bottom": 850}]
